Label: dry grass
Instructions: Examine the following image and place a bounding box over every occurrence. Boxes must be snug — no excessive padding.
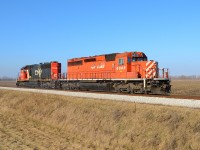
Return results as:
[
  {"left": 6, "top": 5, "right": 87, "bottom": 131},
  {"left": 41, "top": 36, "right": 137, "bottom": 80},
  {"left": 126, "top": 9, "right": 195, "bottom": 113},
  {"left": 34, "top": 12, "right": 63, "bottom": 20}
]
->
[
  {"left": 0, "top": 81, "right": 16, "bottom": 87},
  {"left": 0, "top": 90, "right": 200, "bottom": 149},
  {"left": 171, "top": 80, "right": 200, "bottom": 96}
]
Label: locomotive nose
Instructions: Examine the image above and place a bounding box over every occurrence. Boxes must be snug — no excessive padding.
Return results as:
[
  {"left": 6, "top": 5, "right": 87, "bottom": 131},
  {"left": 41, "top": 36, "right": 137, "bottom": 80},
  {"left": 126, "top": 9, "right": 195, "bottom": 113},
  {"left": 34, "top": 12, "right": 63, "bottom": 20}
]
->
[{"left": 145, "top": 61, "right": 158, "bottom": 78}]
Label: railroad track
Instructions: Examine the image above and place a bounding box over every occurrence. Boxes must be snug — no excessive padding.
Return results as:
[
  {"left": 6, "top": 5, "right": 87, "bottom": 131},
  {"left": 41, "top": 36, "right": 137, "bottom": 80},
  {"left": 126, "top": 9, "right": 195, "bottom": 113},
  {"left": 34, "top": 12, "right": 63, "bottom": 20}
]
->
[
  {"left": 0, "top": 81, "right": 200, "bottom": 101},
  {"left": 76, "top": 90, "right": 200, "bottom": 100}
]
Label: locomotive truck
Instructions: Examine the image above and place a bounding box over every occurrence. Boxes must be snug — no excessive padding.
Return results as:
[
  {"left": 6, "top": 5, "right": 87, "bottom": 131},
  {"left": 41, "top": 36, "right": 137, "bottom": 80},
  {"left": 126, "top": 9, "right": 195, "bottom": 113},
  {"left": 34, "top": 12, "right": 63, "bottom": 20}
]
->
[{"left": 16, "top": 51, "right": 171, "bottom": 95}]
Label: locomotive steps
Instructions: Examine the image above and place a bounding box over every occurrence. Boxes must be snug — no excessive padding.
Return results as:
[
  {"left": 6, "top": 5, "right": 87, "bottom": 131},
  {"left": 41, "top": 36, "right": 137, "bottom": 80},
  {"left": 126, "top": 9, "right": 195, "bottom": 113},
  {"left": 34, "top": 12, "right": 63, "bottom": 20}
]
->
[{"left": 0, "top": 87, "right": 200, "bottom": 109}]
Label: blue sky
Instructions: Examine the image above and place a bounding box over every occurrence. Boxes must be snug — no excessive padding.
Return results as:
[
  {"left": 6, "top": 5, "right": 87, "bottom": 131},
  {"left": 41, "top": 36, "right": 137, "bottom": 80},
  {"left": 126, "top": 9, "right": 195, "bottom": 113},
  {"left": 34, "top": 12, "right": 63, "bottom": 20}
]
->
[{"left": 0, "top": 0, "right": 200, "bottom": 78}]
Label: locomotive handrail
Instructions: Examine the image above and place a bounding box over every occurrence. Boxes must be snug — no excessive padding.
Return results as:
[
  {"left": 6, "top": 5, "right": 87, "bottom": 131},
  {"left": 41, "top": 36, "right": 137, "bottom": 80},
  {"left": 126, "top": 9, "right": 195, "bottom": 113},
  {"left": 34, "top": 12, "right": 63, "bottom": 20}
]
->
[
  {"left": 67, "top": 72, "right": 113, "bottom": 80},
  {"left": 158, "top": 68, "right": 169, "bottom": 78}
]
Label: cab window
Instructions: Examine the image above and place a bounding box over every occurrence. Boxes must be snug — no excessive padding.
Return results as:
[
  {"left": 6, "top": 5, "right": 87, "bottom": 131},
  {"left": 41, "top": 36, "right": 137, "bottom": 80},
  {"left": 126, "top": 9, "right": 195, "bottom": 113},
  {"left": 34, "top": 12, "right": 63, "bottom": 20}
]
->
[
  {"left": 132, "top": 57, "right": 147, "bottom": 62},
  {"left": 118, "top": 58, "right": 124, "bottom": 65},
  {"left": 132, "top": 58, "right": 136, "bottom": 62},
  {"left": 138, "top": 58, "right": 143, "bottom": 61}
]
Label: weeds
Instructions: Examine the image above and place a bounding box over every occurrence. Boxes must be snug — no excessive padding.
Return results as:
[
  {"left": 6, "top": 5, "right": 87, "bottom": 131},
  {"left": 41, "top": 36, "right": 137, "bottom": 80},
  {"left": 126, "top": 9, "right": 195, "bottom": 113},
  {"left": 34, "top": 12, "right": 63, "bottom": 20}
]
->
[{"left": 0, "top": 90, "right": 200, "bottom": 149}]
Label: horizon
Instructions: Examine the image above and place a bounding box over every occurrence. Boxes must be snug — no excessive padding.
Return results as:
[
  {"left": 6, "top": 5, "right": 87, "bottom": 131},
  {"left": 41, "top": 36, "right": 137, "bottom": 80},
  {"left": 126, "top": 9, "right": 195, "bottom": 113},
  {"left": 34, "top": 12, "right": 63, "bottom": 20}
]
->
[{"left": 1, "top": 0, "right": 200, "bottom": 77}]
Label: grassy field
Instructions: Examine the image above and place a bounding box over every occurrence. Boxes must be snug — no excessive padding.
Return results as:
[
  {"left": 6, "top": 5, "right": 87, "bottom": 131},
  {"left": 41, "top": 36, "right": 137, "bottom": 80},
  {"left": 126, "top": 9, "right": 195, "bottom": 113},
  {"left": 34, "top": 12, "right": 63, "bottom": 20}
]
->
[
  {"left": 171, "top": 80, "right": 200, "bottom": 96},
  {"left": 0, "top": 81, "right": 16, "bottom": 87},
  {"left": 0, "top": 90, "right": 200, "bottom": 149}
]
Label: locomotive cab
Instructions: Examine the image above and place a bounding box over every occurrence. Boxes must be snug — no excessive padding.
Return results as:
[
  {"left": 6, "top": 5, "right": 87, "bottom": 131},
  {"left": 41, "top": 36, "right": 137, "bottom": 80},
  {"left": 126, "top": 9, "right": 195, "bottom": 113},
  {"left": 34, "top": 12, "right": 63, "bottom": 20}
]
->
[
  {"left": 114, "top": 52, "right": 160, "bottom": 79},
  {"left": 132, "top": 52, "right": 147, "bottom": 62},
  {"left": 130, "top": 52, "right": 159, "bottom": 79}
]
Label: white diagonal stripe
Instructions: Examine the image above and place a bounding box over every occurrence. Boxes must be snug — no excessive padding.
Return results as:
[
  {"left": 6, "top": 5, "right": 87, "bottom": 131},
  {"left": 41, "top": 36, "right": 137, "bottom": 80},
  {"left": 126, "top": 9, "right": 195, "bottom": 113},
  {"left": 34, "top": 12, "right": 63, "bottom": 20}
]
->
[
  {"left": 146, "top": 62, "right": 155, "bottom": 72},
  {"left": 146, "top": 68, "right": 156, "bottom": 78},
  {"left": 146, "top": 61, "right": 152, "bottom": 66}
]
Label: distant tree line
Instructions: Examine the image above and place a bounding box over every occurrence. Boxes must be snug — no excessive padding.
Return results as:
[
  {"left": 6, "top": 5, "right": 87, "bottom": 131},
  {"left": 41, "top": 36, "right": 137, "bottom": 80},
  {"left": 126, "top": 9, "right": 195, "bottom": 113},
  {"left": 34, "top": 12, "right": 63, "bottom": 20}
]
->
[
  {"left": 170, "top": 75, "right": 200, "bottom": 80},
  {"left": 0, "top": 76, "right": 16, "bottom": 81}
]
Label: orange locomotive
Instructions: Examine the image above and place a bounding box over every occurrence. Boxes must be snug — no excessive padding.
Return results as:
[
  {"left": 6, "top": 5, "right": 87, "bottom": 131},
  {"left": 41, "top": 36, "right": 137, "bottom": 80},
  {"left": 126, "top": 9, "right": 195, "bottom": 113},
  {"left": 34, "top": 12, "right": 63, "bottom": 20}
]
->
[
  {"left": 63, "top": 51, "right": 170, "bottom": 94},
  {"left": 17, "top": 51, "right": 171, "bottom": 94},
  {"left": 67, "top": 51, "right": 168, "bottom": 79}
]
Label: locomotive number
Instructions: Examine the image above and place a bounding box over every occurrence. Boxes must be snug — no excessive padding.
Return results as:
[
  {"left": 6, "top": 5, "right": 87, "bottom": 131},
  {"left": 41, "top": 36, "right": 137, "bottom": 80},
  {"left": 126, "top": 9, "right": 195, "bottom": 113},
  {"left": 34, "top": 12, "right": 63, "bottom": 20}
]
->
[{"left": 116, "top": 66, "right": 126, "bottom": 70}]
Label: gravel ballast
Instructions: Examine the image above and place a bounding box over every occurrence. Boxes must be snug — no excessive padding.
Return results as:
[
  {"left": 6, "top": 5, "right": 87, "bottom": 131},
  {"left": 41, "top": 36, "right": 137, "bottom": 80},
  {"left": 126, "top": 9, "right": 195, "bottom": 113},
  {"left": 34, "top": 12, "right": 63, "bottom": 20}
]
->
[{"left": 0, "top": 87, "right": 200, "bottom": 109}]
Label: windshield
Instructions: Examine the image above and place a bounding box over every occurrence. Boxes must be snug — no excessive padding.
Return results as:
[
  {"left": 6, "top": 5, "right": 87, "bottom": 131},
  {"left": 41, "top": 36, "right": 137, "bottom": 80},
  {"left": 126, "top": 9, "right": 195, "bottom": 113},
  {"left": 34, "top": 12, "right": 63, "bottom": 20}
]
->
[{"left": 132, "top": 57, "right": 147, "bottom": 62}]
